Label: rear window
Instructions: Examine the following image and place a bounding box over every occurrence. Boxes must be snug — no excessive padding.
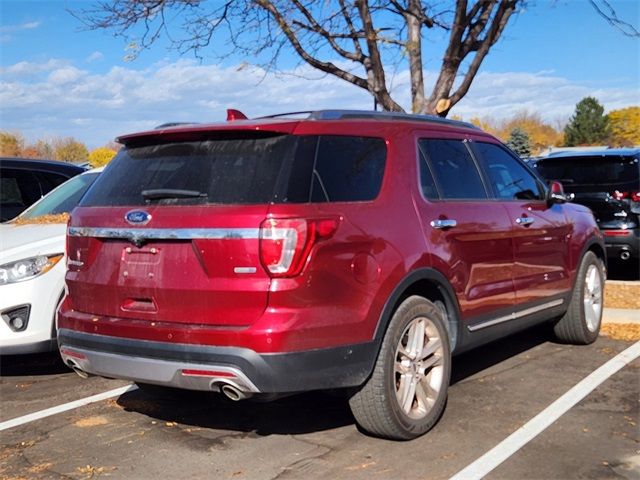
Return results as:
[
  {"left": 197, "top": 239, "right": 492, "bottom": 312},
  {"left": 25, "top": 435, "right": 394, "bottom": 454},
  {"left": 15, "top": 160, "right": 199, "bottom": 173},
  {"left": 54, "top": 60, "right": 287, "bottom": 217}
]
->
[
  {"left": 81, "top": 134, "right": 386, "bottom": 206},
  {"left": 536, "top": 155, "right": 639, "bottom": 187}
]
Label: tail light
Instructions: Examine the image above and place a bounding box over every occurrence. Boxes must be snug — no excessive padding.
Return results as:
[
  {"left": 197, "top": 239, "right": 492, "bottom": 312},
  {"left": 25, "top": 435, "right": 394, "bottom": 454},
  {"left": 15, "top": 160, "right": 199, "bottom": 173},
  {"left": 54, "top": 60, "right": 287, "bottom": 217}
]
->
[
  {"left": 612, "top": 190, "right": 640, "bottom": 202},
  {"left": 603, "top": 230, "right": 631, "bottom": 237},
  {"left": 611, "top": 190, "right": 628, "bottom": 200},
  {"left": 259, "top": 217, "right": 339, "bottom": 277}
]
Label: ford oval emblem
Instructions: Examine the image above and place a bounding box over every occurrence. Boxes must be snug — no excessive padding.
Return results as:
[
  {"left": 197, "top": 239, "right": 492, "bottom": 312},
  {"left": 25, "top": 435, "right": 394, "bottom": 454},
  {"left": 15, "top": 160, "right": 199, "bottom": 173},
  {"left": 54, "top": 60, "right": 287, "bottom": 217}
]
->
[{"left": 125, "top": 210, "right": 151, "bottom": 225}]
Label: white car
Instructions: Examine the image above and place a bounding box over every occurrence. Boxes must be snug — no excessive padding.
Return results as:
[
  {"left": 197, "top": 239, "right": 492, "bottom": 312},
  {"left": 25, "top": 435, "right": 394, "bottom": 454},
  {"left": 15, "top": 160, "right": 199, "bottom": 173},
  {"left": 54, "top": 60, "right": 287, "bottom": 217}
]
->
[{"left": 0, "top": 168, "right": 102, "bottom": 355}]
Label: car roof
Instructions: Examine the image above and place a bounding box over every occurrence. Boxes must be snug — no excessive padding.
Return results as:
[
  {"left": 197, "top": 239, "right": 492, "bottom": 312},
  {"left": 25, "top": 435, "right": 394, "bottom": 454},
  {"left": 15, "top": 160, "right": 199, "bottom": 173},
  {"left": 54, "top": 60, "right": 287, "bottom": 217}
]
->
[
  {"left": 117, "top": 109, "right": 482, "bottom": 146},
  {"left": 0, "top": 157, "right": 87, "bottom": 174},
  {"left": 541, "top": 148, "right": 640, "bottom": 160}
]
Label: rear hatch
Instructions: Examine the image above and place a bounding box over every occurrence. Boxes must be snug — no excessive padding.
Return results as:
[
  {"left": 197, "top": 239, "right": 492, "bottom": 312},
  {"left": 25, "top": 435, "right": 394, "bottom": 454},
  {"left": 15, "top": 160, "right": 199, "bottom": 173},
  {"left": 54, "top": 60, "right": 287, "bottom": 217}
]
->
[
  {"left": 536, "top": 154, "right": 640, "bottom": 224},
  {"left": 66, "top": 130, "right": 310, "bottom": 328}
]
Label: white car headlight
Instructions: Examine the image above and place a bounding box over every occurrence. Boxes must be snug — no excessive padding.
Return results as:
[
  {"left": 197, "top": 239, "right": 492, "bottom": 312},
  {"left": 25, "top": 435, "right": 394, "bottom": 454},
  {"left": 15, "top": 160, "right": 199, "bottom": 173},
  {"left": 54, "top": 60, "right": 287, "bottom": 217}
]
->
[{"left": 0, "top": 254, "right": 63, "bottom": 285}]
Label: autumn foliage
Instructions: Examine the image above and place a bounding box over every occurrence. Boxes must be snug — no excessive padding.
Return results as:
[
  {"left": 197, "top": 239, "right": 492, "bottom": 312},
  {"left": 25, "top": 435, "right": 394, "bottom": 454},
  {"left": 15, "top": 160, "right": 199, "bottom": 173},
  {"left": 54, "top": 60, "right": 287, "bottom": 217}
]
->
[
  {"left": 0, "top": 131, "right": 117, "bottom": 167},
  {"left": 608, "top": 107, "right": 640, "bottom": 147}
]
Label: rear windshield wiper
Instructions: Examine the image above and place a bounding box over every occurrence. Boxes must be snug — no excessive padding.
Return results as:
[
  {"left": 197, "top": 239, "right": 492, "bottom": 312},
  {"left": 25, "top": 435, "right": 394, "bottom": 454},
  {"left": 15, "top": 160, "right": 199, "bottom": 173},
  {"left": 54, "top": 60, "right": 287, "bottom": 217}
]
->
[{"left": 142, "top": 189, "right": 208, "bottom": 201}]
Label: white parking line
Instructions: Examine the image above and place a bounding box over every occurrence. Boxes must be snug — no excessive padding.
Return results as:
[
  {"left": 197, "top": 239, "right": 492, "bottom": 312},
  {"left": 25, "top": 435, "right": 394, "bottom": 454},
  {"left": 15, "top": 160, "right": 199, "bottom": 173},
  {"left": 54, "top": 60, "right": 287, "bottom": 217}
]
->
[
  {"left": 450, "top": 340, "right": 640, "bottom": 480},
  {"left": 0, "top": 384, "right": 138, "bottom": 431}
]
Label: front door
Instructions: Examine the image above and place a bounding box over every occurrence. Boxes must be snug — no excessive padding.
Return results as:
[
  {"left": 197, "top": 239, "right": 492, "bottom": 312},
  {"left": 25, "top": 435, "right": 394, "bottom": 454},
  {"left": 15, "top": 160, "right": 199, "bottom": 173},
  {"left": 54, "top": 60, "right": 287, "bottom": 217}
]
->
[{"left": 471, "top": 142, "right": 571, "bottom": 309}]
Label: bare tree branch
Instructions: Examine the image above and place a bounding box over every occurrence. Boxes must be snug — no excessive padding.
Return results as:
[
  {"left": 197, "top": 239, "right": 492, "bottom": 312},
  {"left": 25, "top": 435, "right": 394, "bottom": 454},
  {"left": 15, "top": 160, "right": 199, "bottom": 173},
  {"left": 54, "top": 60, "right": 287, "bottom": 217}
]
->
[
  {"left": 73, "top": 1, "right": 526, "bottom": 116},
  {"left": 589, "top": 0, "right": 639, "bottom": 37}
]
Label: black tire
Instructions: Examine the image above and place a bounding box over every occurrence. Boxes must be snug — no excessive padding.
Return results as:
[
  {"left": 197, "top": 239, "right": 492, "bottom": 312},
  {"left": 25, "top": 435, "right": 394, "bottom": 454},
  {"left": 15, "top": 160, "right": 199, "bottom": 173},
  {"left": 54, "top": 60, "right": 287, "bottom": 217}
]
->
[
  {"left": 349, "top": 295, "right": 451, "bottom": 440},
  {"left": 553, "top": 251, "right": 605, "bottom": 344}
]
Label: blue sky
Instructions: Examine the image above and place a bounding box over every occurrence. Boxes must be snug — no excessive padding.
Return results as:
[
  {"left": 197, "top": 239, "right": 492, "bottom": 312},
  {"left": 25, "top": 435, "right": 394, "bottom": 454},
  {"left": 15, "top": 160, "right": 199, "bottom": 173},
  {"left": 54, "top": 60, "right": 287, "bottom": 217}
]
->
[{"left": 1, "top": 0, "right": 639, "bottom": 148}]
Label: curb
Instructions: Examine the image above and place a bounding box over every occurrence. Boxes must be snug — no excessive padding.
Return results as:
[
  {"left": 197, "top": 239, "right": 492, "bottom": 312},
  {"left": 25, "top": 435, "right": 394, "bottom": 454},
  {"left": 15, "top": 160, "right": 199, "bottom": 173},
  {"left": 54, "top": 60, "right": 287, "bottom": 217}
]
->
[{"left": 602, "top": 307, "right": 640, "bottom": 325}]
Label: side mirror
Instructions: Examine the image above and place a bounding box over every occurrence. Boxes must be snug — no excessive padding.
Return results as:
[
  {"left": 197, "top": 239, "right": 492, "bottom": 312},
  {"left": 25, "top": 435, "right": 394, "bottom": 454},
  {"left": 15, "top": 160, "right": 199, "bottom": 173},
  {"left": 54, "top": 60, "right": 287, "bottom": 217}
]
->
[{"left": 547, "top": 180, "right": 567, "bottom": 205}]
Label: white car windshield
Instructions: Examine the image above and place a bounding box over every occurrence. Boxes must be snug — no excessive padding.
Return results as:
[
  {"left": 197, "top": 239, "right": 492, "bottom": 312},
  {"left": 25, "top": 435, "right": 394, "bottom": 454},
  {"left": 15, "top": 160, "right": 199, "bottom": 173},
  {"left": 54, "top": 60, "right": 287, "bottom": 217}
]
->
[{"left": 17, "top": 172, "right": 100, "bottom": 221}]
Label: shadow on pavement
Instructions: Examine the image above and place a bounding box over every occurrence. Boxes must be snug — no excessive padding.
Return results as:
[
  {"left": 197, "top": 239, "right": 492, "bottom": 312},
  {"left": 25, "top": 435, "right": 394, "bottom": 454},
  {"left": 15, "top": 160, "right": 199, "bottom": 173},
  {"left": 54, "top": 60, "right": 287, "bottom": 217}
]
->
[
  {"left": 607, "top": 258, "right": 640, "bottom": 281},
  {"left": 116, "top": 325, "right": 552, "bottom": 436},
  {"left": 451, "top": 324, "right": 550, "bottom": 385},
  {"left": 0, "top": 351, "right": 71, "bottom": 376},
  {"left": 117, "top": 388, "right": 356, "bottom": 436}
]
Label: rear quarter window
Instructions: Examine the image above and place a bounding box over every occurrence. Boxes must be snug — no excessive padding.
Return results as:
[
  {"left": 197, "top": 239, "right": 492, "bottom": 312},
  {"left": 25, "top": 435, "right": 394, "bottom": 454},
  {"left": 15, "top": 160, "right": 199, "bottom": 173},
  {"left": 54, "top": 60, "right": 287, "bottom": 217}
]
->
[{"left": 310, "top": 136, "right": 386, "bottom": 202}]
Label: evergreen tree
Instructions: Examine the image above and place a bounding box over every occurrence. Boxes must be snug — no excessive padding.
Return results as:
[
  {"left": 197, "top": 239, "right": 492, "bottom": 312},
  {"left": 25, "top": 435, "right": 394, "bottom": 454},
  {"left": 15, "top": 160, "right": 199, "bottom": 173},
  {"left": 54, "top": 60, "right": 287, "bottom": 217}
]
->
[
  {"left": 564, "top": 97, "right": 610, "bottom": 146},
  {"left": 506, "top": 127, "right": 532, "bottom": 158}
]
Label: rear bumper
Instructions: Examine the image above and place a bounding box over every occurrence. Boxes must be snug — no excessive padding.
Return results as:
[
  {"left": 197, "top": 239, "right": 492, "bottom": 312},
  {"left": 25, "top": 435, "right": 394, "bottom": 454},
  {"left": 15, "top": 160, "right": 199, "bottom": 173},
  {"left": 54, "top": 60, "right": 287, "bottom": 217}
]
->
[
  {"left": 58, "top": 329, "right": 376, "bottom": 394},
  {"left": 604, "top": 228, "right": 639, "bottom": 260}
]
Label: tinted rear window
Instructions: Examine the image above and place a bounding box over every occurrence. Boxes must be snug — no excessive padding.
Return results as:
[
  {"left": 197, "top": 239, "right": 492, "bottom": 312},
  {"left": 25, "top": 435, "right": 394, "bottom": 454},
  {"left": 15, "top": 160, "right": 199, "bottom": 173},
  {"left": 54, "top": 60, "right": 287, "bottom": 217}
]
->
[
  {"left": 536, "top": 156, "right": 639, "bottom": 187},
  {"left": 81, "top": 134, "right": 386, "bottom": 206},
  {"left": 311, "top": 136, "right": 386, "bottom": 202},
  {"left": 81, "top": 135, "right": 298, "bottom": 206}
]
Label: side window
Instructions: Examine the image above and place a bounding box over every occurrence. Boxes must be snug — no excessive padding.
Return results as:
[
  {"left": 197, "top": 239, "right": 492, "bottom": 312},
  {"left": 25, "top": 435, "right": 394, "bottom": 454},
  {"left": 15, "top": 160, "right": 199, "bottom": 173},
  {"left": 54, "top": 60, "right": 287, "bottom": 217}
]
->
[
  {"left": 419, "top": 139, "right": 487, "bottom": 200},
  {"left": 311, "top": 136, "right": 386, "bottom": 202},
  {"left": 0, "top": 169, "right": 24, "bottom": 205},
  {"left": 418, "top": 146, "right": 439, "bottom": 200},
  {"left": 474, "top": 143, "right": 544, "bottom": 201}
]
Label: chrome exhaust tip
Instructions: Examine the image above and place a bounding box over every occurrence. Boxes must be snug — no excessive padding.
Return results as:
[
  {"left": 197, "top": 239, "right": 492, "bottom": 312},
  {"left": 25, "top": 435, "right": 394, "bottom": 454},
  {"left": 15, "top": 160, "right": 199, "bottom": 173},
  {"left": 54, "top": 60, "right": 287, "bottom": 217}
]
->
[
  {"left": 67, "top": 360, "right": 92, "bottom": 379},
  {"left": 620, "top": 250, "right": 631, "bottom": 261},
  {"left": 220, "top": 383, "right": 251, "bottom": 401}
]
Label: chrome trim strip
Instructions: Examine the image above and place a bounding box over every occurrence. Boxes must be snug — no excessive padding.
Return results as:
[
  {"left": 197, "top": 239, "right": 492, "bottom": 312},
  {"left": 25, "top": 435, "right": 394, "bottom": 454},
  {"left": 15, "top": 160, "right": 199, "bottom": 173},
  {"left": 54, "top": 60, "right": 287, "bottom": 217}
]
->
[
  {"left": 233, "top": 267, "right": 257, "bottom": 274},
  {"left": 68, "top": 227, "right": 260, "bottom": 240},
  {"left": 468, "top": 298, "right": 564, "bottom": 332}
]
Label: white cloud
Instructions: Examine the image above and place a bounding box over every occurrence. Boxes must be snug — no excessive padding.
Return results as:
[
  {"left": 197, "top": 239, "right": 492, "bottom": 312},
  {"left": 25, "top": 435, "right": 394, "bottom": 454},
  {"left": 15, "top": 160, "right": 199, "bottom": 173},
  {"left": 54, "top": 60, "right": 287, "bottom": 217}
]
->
[
  {"left": 0, "top": 20, "right": 41, "bottom": 43},
  {"left": 0, "top": 59, "right": 70, "bottom": 78},
  {"left": 0, "top": 21, "right": 41, "bottom": 33},
  {"left": 85, "top": 51, "right": 104, "bottom": 63},
  {"left": 47, "top": 66, "right": 84, "bottom": 85},
  {"left": 0, "top": 58, "right": 637, "bottom": 148}
]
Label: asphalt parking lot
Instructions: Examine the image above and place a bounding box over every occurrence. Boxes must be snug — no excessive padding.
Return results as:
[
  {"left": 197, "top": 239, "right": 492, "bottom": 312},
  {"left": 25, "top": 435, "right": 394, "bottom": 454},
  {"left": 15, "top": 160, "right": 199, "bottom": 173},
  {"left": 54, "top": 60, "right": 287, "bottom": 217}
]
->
[{"left": 1, "top": 326, "right": 638, "bottom": 480}]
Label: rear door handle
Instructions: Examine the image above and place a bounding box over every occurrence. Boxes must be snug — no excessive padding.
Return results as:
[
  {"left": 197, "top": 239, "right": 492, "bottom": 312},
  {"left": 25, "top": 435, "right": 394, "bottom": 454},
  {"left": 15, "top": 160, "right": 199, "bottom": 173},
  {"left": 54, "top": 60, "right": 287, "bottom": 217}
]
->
[
  {"left": 515, "top": 217, "right": 535, "bottom": 226},
  {"left": 430, "top": 219, "right": 457, "bottom": 229}
]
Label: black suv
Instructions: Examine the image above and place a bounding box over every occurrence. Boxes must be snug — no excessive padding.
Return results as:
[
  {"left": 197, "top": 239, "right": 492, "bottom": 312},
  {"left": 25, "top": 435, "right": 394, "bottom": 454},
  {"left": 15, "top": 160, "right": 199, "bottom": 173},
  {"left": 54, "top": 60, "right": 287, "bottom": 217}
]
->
[
  {"left": 0, "top": 158, "right": 85, "bottom": 222},
  {"left": 535, "top": 149, "right": 640, "bottom": 264}
]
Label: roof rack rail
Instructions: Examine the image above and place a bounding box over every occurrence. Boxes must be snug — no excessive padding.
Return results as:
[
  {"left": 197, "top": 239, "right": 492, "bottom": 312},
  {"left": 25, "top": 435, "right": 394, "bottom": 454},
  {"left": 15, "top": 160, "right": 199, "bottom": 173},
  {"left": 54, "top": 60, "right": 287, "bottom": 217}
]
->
[
  {"left": 154, "top": 122, "right": 200, "bottom": 129},
  {"left": 256, "top": 111, "right": 315, "bottom": 119},
  {"left": 256, "top": 109, "right": 479, "bottom": 129},
  {"left": 310, "top": 110, "right": 480, "bottom": 129}
]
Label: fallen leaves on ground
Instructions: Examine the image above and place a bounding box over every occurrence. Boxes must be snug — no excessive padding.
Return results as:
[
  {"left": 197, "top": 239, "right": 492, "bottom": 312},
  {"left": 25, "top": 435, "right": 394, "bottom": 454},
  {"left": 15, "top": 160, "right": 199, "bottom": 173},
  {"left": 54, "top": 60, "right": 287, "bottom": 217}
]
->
[
  {"left": 76, "top": 465, "right": 115, "bottom": 478},
  {"left": 27, "top": 463, "right": 53, "bottom": 474},
  {"left": 600, "top": 323, "right": 640, "bottom": 341},
  {"left": 605, "top": 282, "right": 640, "bottom": 309},
  {"left": 11, "top": 213, "right": 70, "bottom": 225}
]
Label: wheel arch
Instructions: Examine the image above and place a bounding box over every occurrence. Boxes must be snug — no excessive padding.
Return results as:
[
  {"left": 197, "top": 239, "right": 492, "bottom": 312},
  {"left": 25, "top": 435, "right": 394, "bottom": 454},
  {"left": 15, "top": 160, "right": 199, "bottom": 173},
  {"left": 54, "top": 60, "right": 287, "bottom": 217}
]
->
[
  {"left": 373, "top": 268, "right": 462, "bottom": 354},
  {"left": 577, "top": 237, "right": 607, "bottom": 278}
]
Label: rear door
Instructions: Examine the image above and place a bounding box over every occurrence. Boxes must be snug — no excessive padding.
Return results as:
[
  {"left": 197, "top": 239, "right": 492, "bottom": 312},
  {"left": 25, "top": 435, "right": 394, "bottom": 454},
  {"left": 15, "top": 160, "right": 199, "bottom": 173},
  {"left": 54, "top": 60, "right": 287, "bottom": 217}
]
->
[
  {"left": 414, "top": 137, "right": 516, "bottom": 326},
  {"left": 66, "top": 133, "right": 299, "bottom": 328},
  {"left": 472, "top": 142, "right": 571, "bottom": 307}
]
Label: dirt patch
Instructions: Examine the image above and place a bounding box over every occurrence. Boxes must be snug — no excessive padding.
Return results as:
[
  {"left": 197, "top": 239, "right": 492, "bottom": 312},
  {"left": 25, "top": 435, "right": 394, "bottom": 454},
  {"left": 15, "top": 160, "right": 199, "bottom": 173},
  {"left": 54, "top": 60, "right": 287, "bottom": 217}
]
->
[
  {"left": 74, "top": 416, "right": 109, "bottom": 428},
  {"left": 600, "top": 323, "right": 640, "bottom": 342},
  {"left": 605, "top": 281, "right": 640, "bottom": 309}
]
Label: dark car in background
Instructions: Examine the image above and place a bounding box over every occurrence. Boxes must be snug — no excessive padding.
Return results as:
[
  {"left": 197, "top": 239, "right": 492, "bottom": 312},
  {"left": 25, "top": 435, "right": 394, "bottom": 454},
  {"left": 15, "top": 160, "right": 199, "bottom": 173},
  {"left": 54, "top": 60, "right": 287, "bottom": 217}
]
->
[
  {"left": 535, "top": 149, "right": 640, "bottom": 265},
  {"left": 0, "top": 158, "right": 85, "bottom": 222}
]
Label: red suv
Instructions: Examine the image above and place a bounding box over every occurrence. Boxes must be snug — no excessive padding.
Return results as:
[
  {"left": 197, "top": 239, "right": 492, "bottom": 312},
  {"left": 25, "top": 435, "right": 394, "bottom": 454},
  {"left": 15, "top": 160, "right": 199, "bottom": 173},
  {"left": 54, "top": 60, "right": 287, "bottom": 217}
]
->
[{"left": 58, "top": 110, "right": 605, "bottom": 440}]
